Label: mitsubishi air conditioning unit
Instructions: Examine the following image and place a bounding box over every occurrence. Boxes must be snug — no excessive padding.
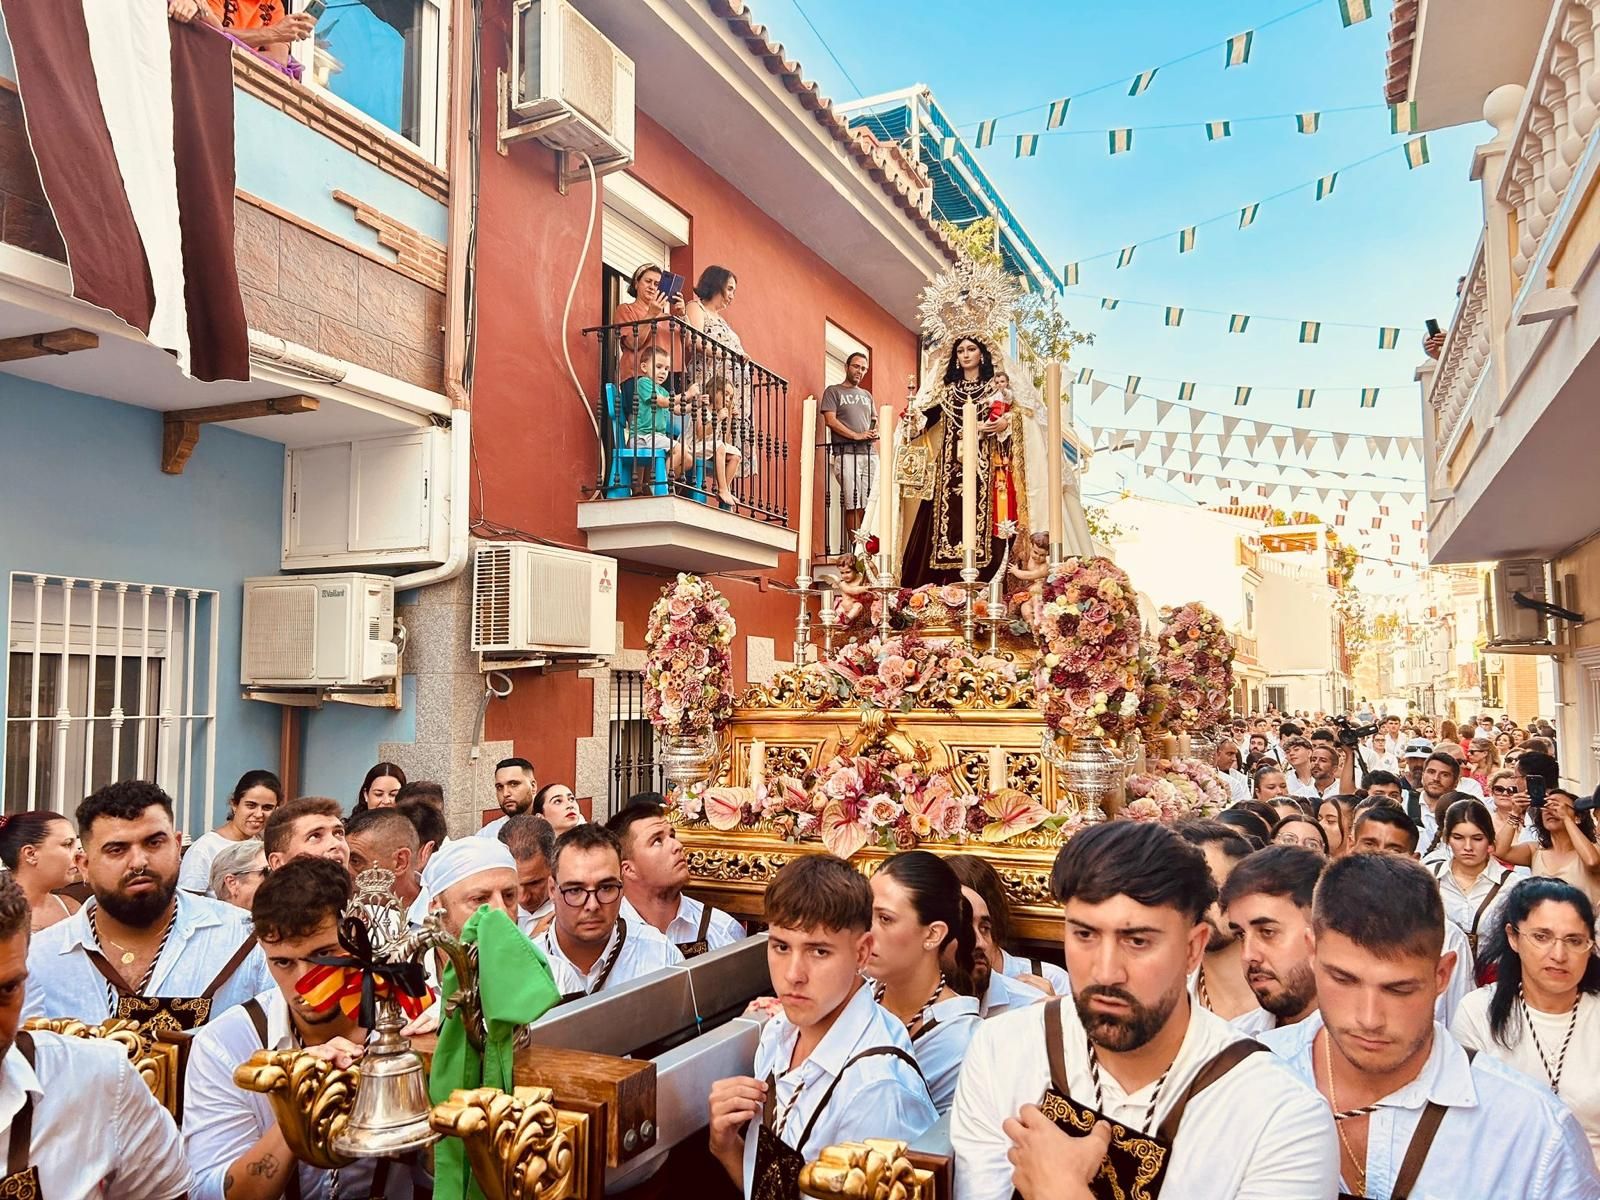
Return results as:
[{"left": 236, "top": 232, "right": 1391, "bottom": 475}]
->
[
  {"left": 242, "top": 573, "right": 397, "bottom": 687},
  {"left": 509, "top": 0, "right": 635, "bottom": 176},
  {"left": 472, "top": 542, "right": 617, "bottom": 658},
  {"left": 1484, "top": 558, "right": 1552, "bottom": 649}
]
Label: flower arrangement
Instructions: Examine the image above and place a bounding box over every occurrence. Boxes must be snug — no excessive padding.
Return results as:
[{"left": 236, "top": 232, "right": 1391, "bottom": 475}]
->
[
  {"left": 1152, "top": 602, "right": 1236, "bottom": 734},
  {"left": 1029, "top": 557, "right": 1143, "bottom": 741},
  {"left": 643, "top": 574, "right": 736, "bottom": 737},
  {"left": 1124, "top": 757, "right": 1229, "bottom": 821}
]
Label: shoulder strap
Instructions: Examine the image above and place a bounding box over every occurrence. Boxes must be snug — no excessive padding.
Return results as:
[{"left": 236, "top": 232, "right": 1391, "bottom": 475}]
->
[
  {"left": 243, "top": 998, "right": 270, "bottom": 1048},
  {"left": 1155, "top": 1038, "right": 1266, "bottom": 1144},
  {"left": 1043, "top": 998, "right": 1070, "bottom": 1095},
  {"left": 203, "top": 933, "right": 260, "bottom": 999},
  {"left": 795, "top": 1046, "right": 924, "bottom": 1151},
  {"left": 8, "top": 1032, "right": 34, "bottom": 1178}
]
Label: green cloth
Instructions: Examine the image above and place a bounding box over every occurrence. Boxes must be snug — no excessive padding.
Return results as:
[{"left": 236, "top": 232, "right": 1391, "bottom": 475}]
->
[
  {"left": 428, "top": 906, "right": 561, "bottom": 1200},
  {"left": 630, "top": 377, "right": 676, "bottom": 436}
]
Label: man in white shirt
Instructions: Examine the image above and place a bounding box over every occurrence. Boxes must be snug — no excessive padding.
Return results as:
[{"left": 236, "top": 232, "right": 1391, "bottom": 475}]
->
[
  {"left": 947, "top": 853, "right": 1067, "bottom": 1001},
  {"left": 1221, "top": 845, "right": 1323, "bottom": 1036},
  {"left": 178, "top": 769, "right": 280, "bottom": 896},
  {"left": 345, "top": 808, "right": 423, "bottom": 913},
  {"left": 1263, "top": 852, "right": 1600, "bottom": 1197},
  {"left": 476, "top": 756, "right": 536, "bottom": 841},
  {"left": 24, "top": 780, "right": 269, "bottom": 1027},
  {"left": 0, "top": 871, "right": 190, "bottom": 1198},
  {"left": 501, "top": 814, "right": 556, "bottom": 935},
  {"left": 707, "top": 855, "right": 936, "bottom": 1197},
  {"left": 184, "top": 857, "right": 425, "bottom": 1199},
  {"left": 261, "top": 796, "right": 350, "bottom": 872},
  {"left": 531, "top": 824, "right": 681, "bottom": 999},
  {"left": 610, "top": 803, "right": 745, "bottom": 958},
  {"left": 951, "top": 821, "right": 1336, "bottom": 1200}
]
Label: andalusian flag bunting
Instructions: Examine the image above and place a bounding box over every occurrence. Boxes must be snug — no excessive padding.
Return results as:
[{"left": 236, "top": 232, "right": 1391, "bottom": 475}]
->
[
  {"left": 1164, "top": 306, "right": 1184, "bottom": 327},
  {"left": 1298, "top": 320, "right": 1321, "bottom": 343},
  {"left": 975, "top": 120, "right": 996, "bottom": 148},
  {"left": 1062, "top": 262, "right": 1080, "bottom": 286},
  {"left": 1229, "top": 314, "right": 1250, "bottom": 333},
  {"left": 1390, "top": 102, "right": 1419, "bottom": 134},
  {"left": 1016, "top": 134, "right": 1039, "bottom": 158},
  {"left": 1377, "top": 326, "right": 1401, "bottom": 349},
  {"left": 1178, "top": 226, "right": 1197, "bottom": 253},
  {"left": 1403, "top": 136, "right": 1430, "bottom": 169},
  {"left": 1235, "top": 386, "right": 1252, "bottom": 406},
  {"left": 1206, "top": 121, "right": 1232, "bottom": 141},
  {"left": 1360, "top": 388, "right": 1380, "bottom": 408},
  {"left": 1129, "top": 69, "right": 1157, "bottom": 96},
  {"left": 1225, "top": 30, "right": 1254, "bottom": 67},
  {"left": 1239, "top": 203, "right": 1260, "bottom": 229},
  {"left": 1339, "top": 0, "right": 1374, "bottom": 27},
  {"left": 1177, "top": 382, "right": 1196, "bottom": 402},
  {"left": 1101, "top": 298, "right": 1119, "bottom": 310},
  {"left": 1296, "top": 112, "right": 1321, "bottom": 134},
  {"left": 1047, "top": 98, "right": 1070, "bottom": 130},
  {"left": 1109, "top": 128, "right": 1134, "bottom": 154},
  {"left": 939, "top": 137, "right": 959, "bottom": 159},
  {"left": 1116, "top": 245, "right": 1136, "bottom": 269},
  {"left": 1315, "top": 173, "right": 1338, "bottom": 200},
  {"left": 1076, "top": 368, "right": 1093, "bottom": 384},
  {"left": 1297, "top": 389, "right": 1315, "bottom": 409}
]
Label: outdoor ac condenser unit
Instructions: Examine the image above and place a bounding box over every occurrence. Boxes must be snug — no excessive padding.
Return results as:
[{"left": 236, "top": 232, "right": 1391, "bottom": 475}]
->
[
  {"left": 511, "top": 0, "right": 636, "bottom": 174},
  {"left": 1484, "top": 558, "right": 1551, "bottom": 647},
  {"left": 242, "top": 573, "right": 397, "bottom": 687},
  {"left": 472, "top": 542, "right": 618, "bottom": 658}
]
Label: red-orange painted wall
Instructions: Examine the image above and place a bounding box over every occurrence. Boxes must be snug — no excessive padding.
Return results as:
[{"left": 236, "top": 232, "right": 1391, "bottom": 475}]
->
[{"left": 469, "top": 3, "right": 923, "bottom": 794}]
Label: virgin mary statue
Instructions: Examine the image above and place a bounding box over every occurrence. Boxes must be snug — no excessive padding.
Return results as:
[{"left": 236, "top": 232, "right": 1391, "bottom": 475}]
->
[{"left": 863, "top": 262, "right": 1093, "bottom": 589}]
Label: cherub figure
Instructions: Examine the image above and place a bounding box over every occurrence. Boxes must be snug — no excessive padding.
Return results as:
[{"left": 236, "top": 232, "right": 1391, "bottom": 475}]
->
[{"left": 1008, "top": 531, "right": 1051, "bottom": 626}]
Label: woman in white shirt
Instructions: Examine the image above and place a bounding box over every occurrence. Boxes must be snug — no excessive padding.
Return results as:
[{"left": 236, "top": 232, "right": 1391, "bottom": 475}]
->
[
  {"left": 865, "top": 851, "right": 981, "bottom": 1115},
  {"left": 1431, "top": 797, "right": 1515, "bottom": 959},
  {"left": 1453, "top": 876, "right": 1600, "bottom": 1166}
]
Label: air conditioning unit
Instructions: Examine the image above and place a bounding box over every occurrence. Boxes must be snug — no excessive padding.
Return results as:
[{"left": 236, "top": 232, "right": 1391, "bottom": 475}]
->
[
  {"left": 242, "top": 573, "right": 397, "bottom": 687},
  {"left": 1484, "top": 558, "right": 1551, "bottom": 647},
  {"left": 510, "top": 0, "right": 635, "bottom": 175},
  {"left": 472, "top": 542, "right": 617, "bottom": 658}
]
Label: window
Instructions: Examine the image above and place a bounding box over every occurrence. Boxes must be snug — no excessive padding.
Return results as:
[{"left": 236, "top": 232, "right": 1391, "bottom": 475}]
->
[
  {"left": 4, "top": 574, "right": 218, "bottom": 833},
  {"left": 307, "top": 0, "right": 447, "bottom": 160},
  {"left": 607, "top": 670, "right": 660, "bottom": 810}
]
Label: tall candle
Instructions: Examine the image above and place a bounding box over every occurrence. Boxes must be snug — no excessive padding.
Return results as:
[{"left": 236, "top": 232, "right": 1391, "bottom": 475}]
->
[
  {"left": 1045, "top": 362, "right": 1063, "bottom": 558},
  {"left": 962, "top": 399, "right": 979, "bottom": 572},
  {"left": 750, "top": 739, "right": 766, "bottom": 792},
  {"left": 988, "top": 746, "right": 1006, "bottom": 792},
  {"left": 796, "top": 395, "right": 817, "bottom": 580},
  {"left": 877, "top": 404, "right": 897, "bottom": 579}
]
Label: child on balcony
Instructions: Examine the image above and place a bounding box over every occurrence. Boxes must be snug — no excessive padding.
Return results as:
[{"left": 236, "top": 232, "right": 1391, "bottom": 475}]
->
[
  {"left": 688, "top": 374, "right": 743, "bottom": 508},
  {"left": 628, "top": 346, "right": 697, "bottom": 483}
]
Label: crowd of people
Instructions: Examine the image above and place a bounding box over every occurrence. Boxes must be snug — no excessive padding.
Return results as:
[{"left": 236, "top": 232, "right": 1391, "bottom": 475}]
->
[{"left": 5, "top": 709, "right": 1600, "bottom": 1198}]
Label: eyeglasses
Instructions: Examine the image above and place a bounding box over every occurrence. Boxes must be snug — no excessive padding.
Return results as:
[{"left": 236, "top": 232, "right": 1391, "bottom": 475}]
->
[
  {"left": 1491, "top": 784, "right": 1523, "bottom": 796},
  {"left": 557, "top": 881, "right": 623, "bottom": 908},
  {"left": 1516, "top": 927, "right": 1595, "bottom": 954}
]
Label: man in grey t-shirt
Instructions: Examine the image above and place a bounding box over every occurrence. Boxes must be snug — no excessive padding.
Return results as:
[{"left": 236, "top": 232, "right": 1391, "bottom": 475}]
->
[{"left": 820, "top": 351, "right": 876, "bottom": 544}]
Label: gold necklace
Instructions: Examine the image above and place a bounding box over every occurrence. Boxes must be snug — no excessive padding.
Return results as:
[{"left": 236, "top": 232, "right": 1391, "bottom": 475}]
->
[{"left": 1322, "top": 1028, "right": 1368, "bottom": 1196}]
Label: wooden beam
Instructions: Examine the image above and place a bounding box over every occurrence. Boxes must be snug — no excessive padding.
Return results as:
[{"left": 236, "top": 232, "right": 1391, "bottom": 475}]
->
[
  {"left": 0, "top": 327, "right": 98, "bottom": 362},
  {"left": 161, "top": 394, "right": 319, "bottom": 474}
]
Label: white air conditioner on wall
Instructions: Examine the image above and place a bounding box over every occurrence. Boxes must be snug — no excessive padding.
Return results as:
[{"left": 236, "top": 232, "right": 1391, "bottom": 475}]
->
[
  {"left": 472, "top": 542, "right": 617, "bottom": 658},
  {"left": 1484, "top": 558, "right": 1552, "bottom": 648},
  {"left": 509, "top": 0, "right": 635, "bottom": 175},
  {"left": 242, "top": 573, "right": 397, "bottom": 687}
]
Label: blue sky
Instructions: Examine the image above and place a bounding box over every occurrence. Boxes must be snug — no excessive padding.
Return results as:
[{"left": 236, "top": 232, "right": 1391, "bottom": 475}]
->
[{"left": 755, "top": 0, "right": 1490, "bottom": 589}]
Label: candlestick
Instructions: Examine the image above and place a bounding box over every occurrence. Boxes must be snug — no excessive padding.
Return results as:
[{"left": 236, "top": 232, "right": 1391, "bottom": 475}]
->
[
  {"left": 877, "top": 404, "right": 897, "bottom": 582},
  {"left": 961, "top": 399, "right": 978, "bottom": 573},
  {"left": 988, "top": 746, "right": 1006, "bottom": 793},
  {"left": 750, "top": 739, "right": 766, "bottom": 792},
  {"left": 796, "top": 395, "right": 817, "bottom": 580},
  {"left": 1045, "top": 362, "right": 1063, "bottom": 562}
]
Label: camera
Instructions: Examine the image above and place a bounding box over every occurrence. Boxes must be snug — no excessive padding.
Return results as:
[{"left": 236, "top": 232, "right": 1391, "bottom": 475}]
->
[{"left": 1332, "top": 715, "right": 1378, "bottom": 748}]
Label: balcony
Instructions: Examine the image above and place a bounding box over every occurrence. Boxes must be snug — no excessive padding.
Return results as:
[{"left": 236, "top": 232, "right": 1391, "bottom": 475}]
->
[
  {"left": 1421, "top": 1, "right": 1600, "bottom": 563},
  {"left": 576, "top": 315, "right": 796, "bottom": 573}
]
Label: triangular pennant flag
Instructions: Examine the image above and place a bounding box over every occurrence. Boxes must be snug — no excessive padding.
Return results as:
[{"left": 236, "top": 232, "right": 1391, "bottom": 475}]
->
[
  {"left": 1234, "top": 386, "right": 1252, "bottom": 407},
  {"left": 1296, "top": 388, "right": 1315, "bottom": 409},
  {"left": 1205, "top": 121, "right": 1232, "bottom": 141},
  {"left": 975, "top": 120, "right": 996, "bottom": 148},
  {"left": 1046, "top": 98, "right": 1071, "bottom": 130},
  {"left": 1315, "top": 173, "right": 1338, "bottom": 200},
  {"left": 1225, "top": 30, "right": 1254, "bottom": 67},
  {"left": 1331, "top": 432, "right": 1349, "bottom": 457},
  {"left": 1360, "top": 387, "right": 1380, "bottom": 408},
  {"left": 1016, "top": 133, "right": 1040, "bottom": 158},
  {"left": 1339, "top": 0, "right": 1374, "bottom": 27},
  {"left": 1403, "top": 136, "right": 1431, "bottom": 170},
  {"left": 1178, "top": 226, "right": 1197, "bottom": 253},
  {"left": 1117, "top": 245, "right": 1137, "bottom": 269},
  {"left": 1298, "top": 320, "right": 1322, "bottom": 343},
  {"left": 1090, "top": 379, "right": 1111, "bottom": 403},
  {"left": 1101, "top": 297, "right": 1118, "bottom": 309},
  {"left": 1271, "top": 435, "right": 1289, "bottom": 457},
  {"left": 1063, "top": 262, "right": 1080, "bottom": 286},
  {"left": 1377, "top": 326, "right": 1401, "bottom": 349},
  {"left": 1297, "top": 112, "right": 1321, "bottom": 135},
  {"left": 1390, "top": 101, "right": 1419, "bottom": 134},
  {"left": 1177, "top": 381, "right": 1197, "bottom": 403},
  {"left": 1128, "top": 69, "right": 1157, "bottom": 96},
  {"left": 1221, "top": 416, "right": 1241, "bottom": 439},
  {"left": 1239, "top": 202, "right": 1260, "bottom": 229},
  {"left": 939, "top": 137, "right": 959, "bottom": 159},
  {"left": 1228, "top": 313, "right": 1250, "bottom": 333},
  {"left": 1155, "top": 400, "right": 1174, "bottom": 423},
  {"left": 1109, "top": 128, "right": 1134, "bottom": 155},
  {"left": 1188, "top": 406, "right": 1205, "bottom": 430},
  {"left": 1164, "top": 306, "right": 1184, "bottom": 327}
]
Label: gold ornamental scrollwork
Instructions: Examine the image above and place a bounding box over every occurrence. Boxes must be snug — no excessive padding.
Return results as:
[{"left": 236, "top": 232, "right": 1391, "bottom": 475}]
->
[
  {"left": 234, "top": 1049, "right": 358, "bottom": 1169},
  {"left": 799, "top": 1139, "right": 935, "bottom": 1200},
  {"left": 24, "top": 1017, "right": 179, "bottom": 1114},
  {"left": 430, "top": 1085, "right": 587, "bottom": 1200}
]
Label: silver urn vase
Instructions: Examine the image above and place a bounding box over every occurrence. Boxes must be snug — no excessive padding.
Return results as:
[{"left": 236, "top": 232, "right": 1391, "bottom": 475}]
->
[{"left": 661, "top": 731, "right": 718, "bottom": 793}]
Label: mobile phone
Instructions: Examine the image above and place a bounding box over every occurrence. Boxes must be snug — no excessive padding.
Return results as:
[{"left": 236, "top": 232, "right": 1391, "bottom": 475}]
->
[
  {"left": 1424, "top": 318, "right": 1441, "bottom": 337},
  {"left": 1526, "top": 775, "right": 1547, "bottom": 808}
]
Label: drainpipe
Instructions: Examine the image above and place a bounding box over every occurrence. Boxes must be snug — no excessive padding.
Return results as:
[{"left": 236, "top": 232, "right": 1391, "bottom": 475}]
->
[{"left": 393, "top": 0, "right": 476, "bottom": 594}]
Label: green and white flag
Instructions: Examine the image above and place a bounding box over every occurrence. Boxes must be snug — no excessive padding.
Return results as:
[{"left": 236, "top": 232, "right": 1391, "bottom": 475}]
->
[
  {"left": 1178, "top": 381, "right": 1197, "bottom": 402},
  {"left": 1315, "top": 172, "right": 1338, "bottom": 200},
  {"left": 1206, "top": 120, "right": 1232, "bottom": 141},
  {"left": 1076, "top": 367, "right": 1094, "bottom": 385},
  {"left": 1225, "top": 30, "right": 1254, "bottom": 67},
  {"left": 1116, "top": 245, "right": 1136, "bottom": 269},
  {"left": 1377, "top": 326, "right": 1401, "bottom": 350},
  {"left": 1109, "top": 128, "right": 1134, "bottom": 154},
  {"left": 1390, "top": 101, "right": 1419, "bottom": 134},
  {"left": 975, "top": 119, "right": 996, "bottom": 148},
  {"left": 1403, "top": 136, "right": 1430, "bottom": 169},
  {"left": 1016, "top": 134, "right": 1039, "bottom": 158},
  {"left": 1296, "top": 389, "right": 1315, "bottom": 409},
  {"left": 1360, "top": 388, "right": 1380, "bottom": 408},
  {"left": 1229, "top": 314, "right": 1250, "bottom": 334},
  {"left": 1239, "top": 202, "right": 1260, "bottom": 229},
  {"left": 1235, "top": 386, "right": 1252, "bottom": 406},
  {"left": 1129, "top": 69, "right": 1157, "bottom": 96},
  {"left": 939, "top": 137, "right": 959, "bottom": 159},
  {"left": 1063, "top": 262, "right": 1080, "bottom": 286},
  {"left": 1101, "top": 297, "right": 1119, "bottom": 310},
  {"left": 1178, "top": 226, "right": 1197, "bottom": 253},
  {"left": 1046, "top": 98, "right": 1070, "bottom": 130},
  {"left": 1299, "top": 320, "right": 1322, "bottom": 343},
  {"left": 1164, "top": 306, "right": 1184, "bottom": 327},
  {"left": 1339, "top": 0, "right": 1374, "bottom": 27},
  {"left": 1296, "top": 111, "right": 1321, "bottom": 135}
]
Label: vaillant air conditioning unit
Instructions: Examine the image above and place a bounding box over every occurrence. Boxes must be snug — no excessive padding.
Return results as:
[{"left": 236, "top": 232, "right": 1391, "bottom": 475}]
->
[
  {"left": 1484, "top": 558, "right": 1552, "bottom": 649},
  {"left": 509, "top": 0, "right": 635, "bottom": 174},
  {"left": 242, "top": 573, "right": 397, "bottom": 687},
  {"left": 472, "top": 542, "right": 617, "bottom": 658}
]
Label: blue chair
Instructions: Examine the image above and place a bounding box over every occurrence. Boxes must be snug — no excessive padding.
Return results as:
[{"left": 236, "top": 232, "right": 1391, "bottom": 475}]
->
[{"left": 603, "top": 382, "right": 706, "bottom": 500}]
